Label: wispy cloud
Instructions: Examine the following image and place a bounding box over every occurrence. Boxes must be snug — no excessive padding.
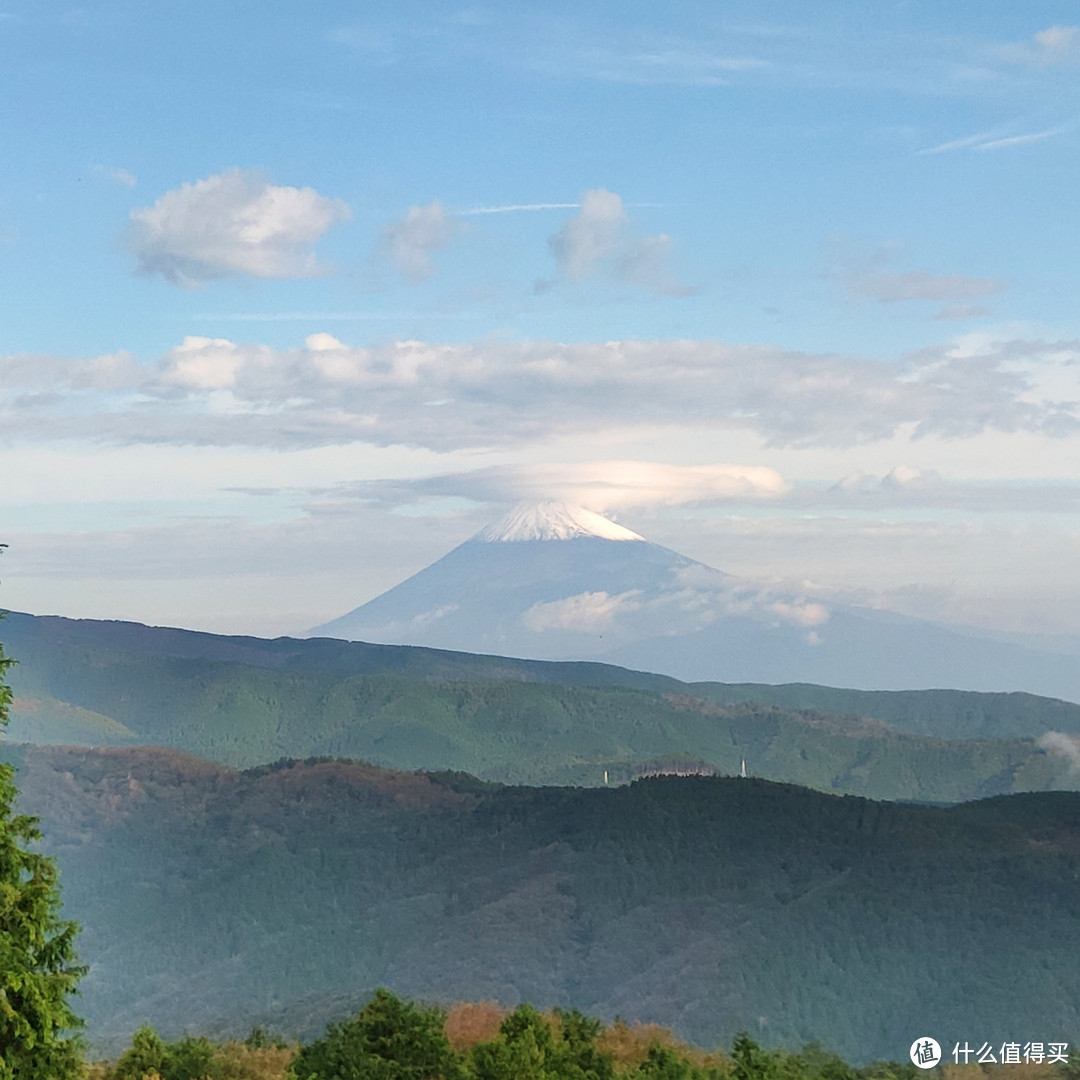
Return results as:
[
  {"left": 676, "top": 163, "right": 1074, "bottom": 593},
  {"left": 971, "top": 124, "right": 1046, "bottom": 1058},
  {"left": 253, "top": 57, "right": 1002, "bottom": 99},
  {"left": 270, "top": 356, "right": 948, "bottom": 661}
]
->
[
  {"left": 916, "top": 129, "right": 1005, "bottom": 156},
  {"left": 849, "top": 269, "right": 1004, "bottom": 304},
  {"left": 190, "top": 311, "right": 479, "bottom": 323},
  {"left": 918, "top": 125, "right": 1067, "bottom": 155},
  {"left": 975, "top": 127, "right": 1067, "bottom": 151},
  {"left": 999, "top": 25, "right": 1080, "bottom": 67},
  {"left": 94, "top": 164, "right": 136, "bottom": 187},
  {"left": 1031, "top": 25, "right": 1080, "bottom": 64},
  {"left": 832, "top": 243, "right": 1005, "bottom": 308},
  {"left": 933, "top": 305, "right": 992, "bottom": 322},
  {"left": 457, "top": 203, "right": 579, "bottom": 216},
  {"left": 579, "top": 47, "right": 769, "bottom": 87}
]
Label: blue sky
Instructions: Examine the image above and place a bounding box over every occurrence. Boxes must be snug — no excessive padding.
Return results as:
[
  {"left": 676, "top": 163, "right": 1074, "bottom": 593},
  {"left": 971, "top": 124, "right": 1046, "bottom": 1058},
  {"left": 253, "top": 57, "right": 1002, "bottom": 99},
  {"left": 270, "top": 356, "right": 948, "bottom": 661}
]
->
[{"left": 4, "top": 1, "right": 1080, "bottom": 638}]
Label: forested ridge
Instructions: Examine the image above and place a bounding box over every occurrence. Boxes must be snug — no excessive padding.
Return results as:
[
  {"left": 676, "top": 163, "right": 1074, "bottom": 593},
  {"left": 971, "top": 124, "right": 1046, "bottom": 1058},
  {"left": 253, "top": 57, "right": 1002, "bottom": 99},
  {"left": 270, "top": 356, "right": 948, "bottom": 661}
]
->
[
  {"left": 4, "top": 611, "right": 1080, "bottom": 802},
  {"left": 6, "top": 744, "right": 1080, "bottom": 1062}
]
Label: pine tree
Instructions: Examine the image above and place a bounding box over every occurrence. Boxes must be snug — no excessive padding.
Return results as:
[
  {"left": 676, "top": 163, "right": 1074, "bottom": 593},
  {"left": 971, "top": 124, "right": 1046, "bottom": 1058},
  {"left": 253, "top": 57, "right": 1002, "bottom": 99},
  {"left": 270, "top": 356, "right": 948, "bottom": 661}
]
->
[{"left": 0, "top": 633, "right": 86, "bottom": 1078}]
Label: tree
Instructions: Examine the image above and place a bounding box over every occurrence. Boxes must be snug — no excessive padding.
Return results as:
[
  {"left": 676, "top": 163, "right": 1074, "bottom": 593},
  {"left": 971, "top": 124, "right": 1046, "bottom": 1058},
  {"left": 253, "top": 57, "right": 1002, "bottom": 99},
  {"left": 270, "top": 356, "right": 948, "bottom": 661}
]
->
[
  {"left": 633, "top": 1045, "right": 698, "bottom": 1080},
  {"left": 729, "top": 1034, "right": 798, "bottom": 1080},
  {"left": 0, "top": 631, "right": 86, "bottom": 1078},
  {"left": 467, "top": 1004, "right": 616, "bottom": 1080},
  {"left": 289, "top": 988, "right": 457, "bottom": 1080},
  {"left": 469, "top": 1005, "right": 555, "bottom": 1080},
  {"left": 112, "top": 1025, "right": 166, "bottom": 1079}
]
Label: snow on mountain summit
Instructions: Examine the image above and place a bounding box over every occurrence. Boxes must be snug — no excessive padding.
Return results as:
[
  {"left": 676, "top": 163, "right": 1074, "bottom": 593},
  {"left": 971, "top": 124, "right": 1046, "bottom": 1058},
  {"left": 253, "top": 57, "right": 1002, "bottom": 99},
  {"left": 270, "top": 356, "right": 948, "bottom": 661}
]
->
[{"left": 477, "top": 501, "right": 645, "bottom": 543}]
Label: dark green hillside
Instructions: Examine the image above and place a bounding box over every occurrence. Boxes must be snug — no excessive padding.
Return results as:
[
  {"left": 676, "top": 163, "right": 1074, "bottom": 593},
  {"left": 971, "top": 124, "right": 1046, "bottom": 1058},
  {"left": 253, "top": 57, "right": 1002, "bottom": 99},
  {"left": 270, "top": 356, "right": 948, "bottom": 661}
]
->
[{"left": 10, "top": 744, "right": 1080, "bottom": 1063}]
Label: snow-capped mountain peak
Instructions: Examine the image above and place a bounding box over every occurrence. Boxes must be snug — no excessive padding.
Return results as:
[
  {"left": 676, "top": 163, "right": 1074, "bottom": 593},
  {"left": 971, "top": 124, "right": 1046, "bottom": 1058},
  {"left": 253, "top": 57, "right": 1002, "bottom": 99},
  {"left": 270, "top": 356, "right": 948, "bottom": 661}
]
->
[{"left": 476, "top": 501, "right": 645, "bottom": 543}]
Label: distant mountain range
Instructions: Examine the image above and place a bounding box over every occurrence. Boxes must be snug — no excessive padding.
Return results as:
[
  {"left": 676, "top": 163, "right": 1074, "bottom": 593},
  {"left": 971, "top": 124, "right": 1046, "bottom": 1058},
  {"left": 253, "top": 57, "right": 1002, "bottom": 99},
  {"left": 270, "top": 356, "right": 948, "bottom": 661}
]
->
[
  {"left": 4, "top": 610, "right": 1080, "bottom": 802},
  {"left": 9, "top": 745, "right": 1080, "bottom": 1062},
  {"left": 311, "top": 501, "right": 1080, "bottom": 702}
]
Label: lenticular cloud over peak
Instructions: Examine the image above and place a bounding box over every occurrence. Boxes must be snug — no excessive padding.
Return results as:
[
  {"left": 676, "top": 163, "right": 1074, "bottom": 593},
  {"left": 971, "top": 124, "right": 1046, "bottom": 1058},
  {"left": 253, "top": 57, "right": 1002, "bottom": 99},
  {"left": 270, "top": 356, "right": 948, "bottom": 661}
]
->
[{"left": 477, "top": 501, "right": 645, "bottom": 543}]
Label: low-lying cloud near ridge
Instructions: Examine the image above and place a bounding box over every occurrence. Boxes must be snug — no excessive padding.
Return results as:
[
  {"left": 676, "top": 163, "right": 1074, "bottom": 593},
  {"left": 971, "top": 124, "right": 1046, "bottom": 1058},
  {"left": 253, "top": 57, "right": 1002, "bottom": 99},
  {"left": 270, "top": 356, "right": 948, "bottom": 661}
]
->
[
  {"left": 1037, "top": 731, "right": 1080, "bottom": 773},
  {"left": 2, "top": 334, "right": 1079, "bottom": 452}
]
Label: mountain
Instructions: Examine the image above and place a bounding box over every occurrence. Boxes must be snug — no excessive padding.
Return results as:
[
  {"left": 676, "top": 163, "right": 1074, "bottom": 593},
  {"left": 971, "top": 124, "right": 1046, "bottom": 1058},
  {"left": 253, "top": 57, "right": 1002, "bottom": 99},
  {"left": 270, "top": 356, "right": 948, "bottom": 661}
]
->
[
  {"left": 11, "top": 744, "right": 1080, "bottom": 1062},
  {"left": 5, "top": 610, "right": 1080, "bottom": 801},
  {"left": 312, "top": 501, "right": 1080, "bottom": 702}
]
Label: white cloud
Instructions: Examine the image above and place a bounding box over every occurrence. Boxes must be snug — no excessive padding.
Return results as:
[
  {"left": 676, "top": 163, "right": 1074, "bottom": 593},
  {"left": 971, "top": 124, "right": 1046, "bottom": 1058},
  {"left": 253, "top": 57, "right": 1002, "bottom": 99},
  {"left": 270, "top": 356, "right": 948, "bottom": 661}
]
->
[
  {"left": 381, "top": 200, "right": 461, "bottom": 283},
  {"left": 1037, "top": 731, "right": 1080, "bottom": 773},
  {"left": 523, "top": 590, "right": 643, "bottom": 633},
  {"left": 545, "top": 189, "right": 689, "bottom": 294},
  {"left": 548, "top": 189, "right": 628, "bottom": 279},
  {"left": 129, "top": 169, "right": 351, "bottom": 287},
  {"left": 766, "top": 599, "right": 830, "bottom": 628},
  {"left": 158, "top": 336, "right": 264, "bottom": 390},
  {"left": 3, "top": 334, "right": 1080, "bottom": 453}
]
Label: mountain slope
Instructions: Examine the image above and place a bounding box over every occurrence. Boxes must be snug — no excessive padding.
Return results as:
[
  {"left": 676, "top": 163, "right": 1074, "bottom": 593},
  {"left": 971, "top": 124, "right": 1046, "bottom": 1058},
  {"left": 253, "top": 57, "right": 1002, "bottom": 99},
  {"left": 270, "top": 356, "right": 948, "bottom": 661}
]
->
[
  {"left": 10, "top": 608, "right": 1080, "bottom": 741},
  {"left": 11, "top": 745, "right": 1080, "bottom": 1062},
  {"left": 4, "top": 613, "right": 1080, "bottom": 801},
  {"left": 310, "top": 501, "right": 1080, "bottom": 702}
]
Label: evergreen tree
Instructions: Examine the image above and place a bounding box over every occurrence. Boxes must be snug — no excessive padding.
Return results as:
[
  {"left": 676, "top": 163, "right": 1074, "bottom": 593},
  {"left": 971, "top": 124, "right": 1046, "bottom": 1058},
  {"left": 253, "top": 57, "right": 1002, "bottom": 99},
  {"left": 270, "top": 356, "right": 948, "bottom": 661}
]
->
[
  {"left": 0, "top": 632, "right": 86, "bottom": 1078},
  {"left": 730, "top": 1034, "right": 791, "bottom": 1080},
  {"left": 469, "top": 1005, "right": 556, "bottom": 1080},
  {"left": 112, "top": 1025, "right": 166, "bottom": 1079},
  {"left": 289, "top": 988, "right": 457, "bottom": 1080},
  {"left": 633, "top": 1045, "right": 699, "bottom": 1080}
]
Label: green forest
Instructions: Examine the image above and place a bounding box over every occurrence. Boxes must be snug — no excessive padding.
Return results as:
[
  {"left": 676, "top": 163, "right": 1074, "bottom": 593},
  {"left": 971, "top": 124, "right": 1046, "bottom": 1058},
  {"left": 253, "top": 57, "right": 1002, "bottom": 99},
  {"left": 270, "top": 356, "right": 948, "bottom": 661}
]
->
[
  {"left": 5, "top": 611, "right": 1080, "bottom": 802},
  {"left": 3, "top": 743, "right": 1079, "bottom": 1061}
]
